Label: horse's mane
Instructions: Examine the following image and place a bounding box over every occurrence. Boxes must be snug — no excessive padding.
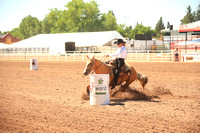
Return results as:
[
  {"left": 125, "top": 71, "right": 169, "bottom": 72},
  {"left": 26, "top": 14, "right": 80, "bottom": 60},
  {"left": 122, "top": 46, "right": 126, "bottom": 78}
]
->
[{"left": 94, "top": 57, "right": 112, "bottom": 67}]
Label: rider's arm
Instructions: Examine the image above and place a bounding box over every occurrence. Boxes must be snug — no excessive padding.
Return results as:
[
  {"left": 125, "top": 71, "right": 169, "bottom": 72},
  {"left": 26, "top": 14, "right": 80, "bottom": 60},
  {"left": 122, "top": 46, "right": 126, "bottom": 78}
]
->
[{"left": 109, "top": 46, "right": 126, "bottom": 58}]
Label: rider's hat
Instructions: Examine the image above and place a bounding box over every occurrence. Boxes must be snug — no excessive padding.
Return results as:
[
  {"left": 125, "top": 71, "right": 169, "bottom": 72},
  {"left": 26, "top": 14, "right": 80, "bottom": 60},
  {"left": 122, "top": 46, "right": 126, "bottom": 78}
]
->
[{"left": 114, "top": 39, "right": 126, "bottom": 44}]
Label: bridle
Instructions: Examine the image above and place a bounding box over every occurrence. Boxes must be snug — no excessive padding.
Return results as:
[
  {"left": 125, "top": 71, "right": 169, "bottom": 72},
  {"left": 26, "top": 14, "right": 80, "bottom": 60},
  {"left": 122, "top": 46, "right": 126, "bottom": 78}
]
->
[{"left": 90, "top": 56, "right": 106, "bottom": 74}]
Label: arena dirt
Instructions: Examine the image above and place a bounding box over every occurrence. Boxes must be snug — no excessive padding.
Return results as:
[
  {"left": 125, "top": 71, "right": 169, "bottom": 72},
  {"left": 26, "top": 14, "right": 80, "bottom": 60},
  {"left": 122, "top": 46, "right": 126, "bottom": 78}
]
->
[{"left": 0, "top": 61, "right": 200, "bottom": 132}]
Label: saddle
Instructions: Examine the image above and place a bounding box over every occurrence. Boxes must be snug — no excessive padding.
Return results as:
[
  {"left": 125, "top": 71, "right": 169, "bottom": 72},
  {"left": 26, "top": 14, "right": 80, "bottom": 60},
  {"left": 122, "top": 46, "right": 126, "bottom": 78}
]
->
[
  {"left": 119, "top": 64, "right": 132, "bottom": 75},
  {"left": 105, "top": 61, "right": 132, "bottom": 75},
  {"left": 105, "top": 61, "right": 132, "bottom": 88}
]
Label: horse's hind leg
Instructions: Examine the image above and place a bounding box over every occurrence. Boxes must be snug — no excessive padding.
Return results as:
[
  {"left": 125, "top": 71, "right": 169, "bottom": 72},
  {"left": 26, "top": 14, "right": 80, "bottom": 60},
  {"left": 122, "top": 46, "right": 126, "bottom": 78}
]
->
[
  {"left": 119, "top": 80, "right": 133, "bottom": 91},
  {"left": 122, "top": 73, "right": 137, "bottom": 91}
]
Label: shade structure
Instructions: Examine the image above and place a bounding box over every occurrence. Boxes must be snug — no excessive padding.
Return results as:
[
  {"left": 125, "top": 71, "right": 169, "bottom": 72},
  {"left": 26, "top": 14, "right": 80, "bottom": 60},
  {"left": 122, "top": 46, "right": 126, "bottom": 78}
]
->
[{"left": 0, "top": 31, "right": 124, "bottom": 54}]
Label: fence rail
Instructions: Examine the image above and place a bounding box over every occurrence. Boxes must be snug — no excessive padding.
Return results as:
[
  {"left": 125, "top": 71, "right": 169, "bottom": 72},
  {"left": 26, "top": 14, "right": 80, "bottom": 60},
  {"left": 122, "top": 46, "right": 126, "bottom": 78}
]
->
[
  {"left": 0, "top": 50, "right": 199, "bottom": 62},
  {"left": 0, "top": 53, "right": 172, "bottom": 62}
]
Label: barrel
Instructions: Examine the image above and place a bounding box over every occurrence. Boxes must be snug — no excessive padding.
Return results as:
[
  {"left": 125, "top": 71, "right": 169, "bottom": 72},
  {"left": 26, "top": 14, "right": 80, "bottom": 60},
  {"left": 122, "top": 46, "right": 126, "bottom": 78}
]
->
[
  {"left": 30, "top": 59, "right": 38, "bottom": 70},
  {"left": 90, "top": 74, "right": 110, "bottom": 105}
]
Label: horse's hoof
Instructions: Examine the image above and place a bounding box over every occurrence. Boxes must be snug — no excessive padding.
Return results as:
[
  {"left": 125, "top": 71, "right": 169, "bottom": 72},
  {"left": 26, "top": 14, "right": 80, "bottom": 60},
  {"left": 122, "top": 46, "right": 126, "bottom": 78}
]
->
[
  {"left": 82, "top": 93, "right": 89, "bottom": 100},
  {"left": 86, "top": 85, "right": 90, "bottom": 95},
  {"left": 118, "top": 85, "right": 128, "bottom": 91}
]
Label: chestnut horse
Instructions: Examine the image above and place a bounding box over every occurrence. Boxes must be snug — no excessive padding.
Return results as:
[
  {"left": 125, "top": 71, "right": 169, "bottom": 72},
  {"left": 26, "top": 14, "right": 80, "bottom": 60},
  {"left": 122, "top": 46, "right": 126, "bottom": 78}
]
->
[{"left": 83, "top": 55, "right": 148, "bottom": 94}]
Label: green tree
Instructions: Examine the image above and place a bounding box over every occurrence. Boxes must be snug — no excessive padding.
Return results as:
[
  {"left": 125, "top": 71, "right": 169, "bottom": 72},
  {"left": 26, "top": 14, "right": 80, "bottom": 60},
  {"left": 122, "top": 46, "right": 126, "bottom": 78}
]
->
[
  {"left": 64, "top": 0, "right": 105, "bottom": 32},
  {"left": 195, "top": 3, "right": 200, "bottom": 21},
  {"left": 117, "top": 23, "right": 153, "bottom": 39},
  {"left": 65, "top": 0, "right": 86, "bottom": 32},
  {"left": 84, "top": 1, "right": 101, "bottom": 31},
  {"left": 97, "top": 13, "right": 106, "bottom": 31},
  {"left": 10, "top": 28, "right": 23, "bottom": 39},
  {"left": 125, "top": 26, "right": 133, "bottom": 39},
  {"left": 132, "top": 24, "right": 153, "bottom": 39},
  {"left": 81, "top": 0, "right": 102, "bottom": 31},
  {"left": 155, "top": 17, "right": 165, "bottom": 38},
  {"left": 3, "top": 31, "right": 9, "bottom": 34},
  {"left": 15, "top": 0, "right": 119, "bottom": 37},
  {"left": 19, "top": 15, "right": 42, "bottom": 39},
  {"left": 41, "top": 17, "right": 51, "bottom": 34},
  {"left": 167, "top": 22, "right": 170, "bottom": 29},
  {"left": 42, "top": 8, "right": 64, "bottom": 33},
  {"left": 181, "top": 5, "right": 195, "bottom": 24},
  {"left": 117, "top": 24, "right": 126, "bottom": 37},
  {"left": 103, "top": 11, "right": 118, "bottom": 31},
  {"left": 155, "top": 17, "right": 165, "bottom": 31}
]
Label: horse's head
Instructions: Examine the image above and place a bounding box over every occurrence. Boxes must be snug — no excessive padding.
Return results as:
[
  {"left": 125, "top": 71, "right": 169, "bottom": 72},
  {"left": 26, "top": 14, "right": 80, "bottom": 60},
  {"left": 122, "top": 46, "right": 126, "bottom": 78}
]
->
[{"left": 83, "top": 55, "right": 96, "bottom": 76}]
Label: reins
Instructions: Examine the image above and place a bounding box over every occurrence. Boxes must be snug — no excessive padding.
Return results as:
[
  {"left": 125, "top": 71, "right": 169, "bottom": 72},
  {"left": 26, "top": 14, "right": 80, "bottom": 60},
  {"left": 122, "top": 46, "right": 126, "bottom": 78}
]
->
[{"left": 91, "top": 56, "right": 107, "bottom": 74}]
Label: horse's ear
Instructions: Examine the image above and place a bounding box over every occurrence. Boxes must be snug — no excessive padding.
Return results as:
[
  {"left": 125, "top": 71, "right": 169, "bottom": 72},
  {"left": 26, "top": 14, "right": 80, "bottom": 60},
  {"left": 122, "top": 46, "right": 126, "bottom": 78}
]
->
[
  {"left": 86, "top": 55, "right": 90, "bottom": 59},
  {"left": 91, "top": 55, "right": 95, "bottom": 59}
]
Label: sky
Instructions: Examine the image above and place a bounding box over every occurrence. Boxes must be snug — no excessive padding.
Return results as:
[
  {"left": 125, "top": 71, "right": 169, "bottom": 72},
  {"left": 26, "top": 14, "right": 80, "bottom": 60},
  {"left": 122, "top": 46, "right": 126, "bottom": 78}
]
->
[{"left": 0, "top": 0, "right": 199, "bottom": 32}]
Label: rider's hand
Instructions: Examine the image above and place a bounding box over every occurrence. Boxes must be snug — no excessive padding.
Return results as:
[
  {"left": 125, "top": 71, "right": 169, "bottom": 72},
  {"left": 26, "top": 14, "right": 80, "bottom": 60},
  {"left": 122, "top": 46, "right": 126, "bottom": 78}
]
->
[
  {"left": 105, "top": 55, "right": 109, "bottom": 57},
  {"left": 109, "top": 60, "right": 113, "bottom": 64}
]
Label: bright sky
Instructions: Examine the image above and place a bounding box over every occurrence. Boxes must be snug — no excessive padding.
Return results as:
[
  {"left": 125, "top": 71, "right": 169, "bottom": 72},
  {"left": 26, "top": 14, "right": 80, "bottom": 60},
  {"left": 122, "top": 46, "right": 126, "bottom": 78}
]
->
[{"left": 0, "top": 0, "right": 199, "bottom": 32}]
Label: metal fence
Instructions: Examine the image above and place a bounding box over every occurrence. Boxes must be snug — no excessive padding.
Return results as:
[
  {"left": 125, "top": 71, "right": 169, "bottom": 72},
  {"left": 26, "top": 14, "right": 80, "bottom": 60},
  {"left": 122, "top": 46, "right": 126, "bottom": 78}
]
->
[{"left": 0, "top": 50, "right": 199, "bottom": 62}]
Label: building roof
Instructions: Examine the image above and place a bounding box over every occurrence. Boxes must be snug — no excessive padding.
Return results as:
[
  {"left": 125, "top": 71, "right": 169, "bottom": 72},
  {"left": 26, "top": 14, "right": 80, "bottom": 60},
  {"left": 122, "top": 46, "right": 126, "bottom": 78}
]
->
[
  {"left": 0, "top": 33, "right": 12, "bottom": 38},
  {"left": 174, "top": 38, "right": 200, "bottom": 46},
  {"left": 0, "top": 31, "right": 123, "bottom": 54},
  {"left": 2, "top": 31, "right": 123, "bottom": 47},
  {"left": 190, "top": 38, "right": 200, "bottom": 43},
  {"left": 0, "top": 43, "right": 10, "bottom": 48},
  {"left": 0, "top": 34, "right": 5, "bottom": 38}
]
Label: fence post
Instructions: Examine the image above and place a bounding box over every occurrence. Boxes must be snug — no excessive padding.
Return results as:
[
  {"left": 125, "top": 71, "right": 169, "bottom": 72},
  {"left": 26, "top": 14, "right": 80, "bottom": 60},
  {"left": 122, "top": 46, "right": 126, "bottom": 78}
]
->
[
  {"left": 57, "top": 54, "right": 59, "bottom": 61},
  {"left": 142, "top": 52, "right": 144, "bottom": 62},
  {"left": 136, "top": 51, "right": 138, "bottom": 61},
  {"left": 166, "top": 53, "right": 168, "bottom": 62},
  {"left": 48, "top": 54, "right": 50, "bottom": 61},
  {"left": 82, "top": 52, "right": 84, "bottom": 61},
  {"left": 180, "top": 50, "right": 183, "bottom": 62},
  {"left": 65, "top": 54, "right": 67, "bottom": 61}
]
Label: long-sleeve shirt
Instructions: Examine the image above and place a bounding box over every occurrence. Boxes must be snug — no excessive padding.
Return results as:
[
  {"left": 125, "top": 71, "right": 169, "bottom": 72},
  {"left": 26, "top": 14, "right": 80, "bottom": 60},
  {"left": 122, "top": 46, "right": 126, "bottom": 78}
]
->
[{"left": 109, "top": 45, "right": 127, "bottom": 59}]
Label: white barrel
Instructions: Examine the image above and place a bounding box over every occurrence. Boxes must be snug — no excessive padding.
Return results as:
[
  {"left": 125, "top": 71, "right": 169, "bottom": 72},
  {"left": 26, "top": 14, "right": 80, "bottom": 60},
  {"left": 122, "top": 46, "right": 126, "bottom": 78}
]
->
[
  {"left": 90, "top": 74, "right": 110, "bottom": 105},
  {"left": 30, "top": 59, "right": 38, "bottom": 70}
]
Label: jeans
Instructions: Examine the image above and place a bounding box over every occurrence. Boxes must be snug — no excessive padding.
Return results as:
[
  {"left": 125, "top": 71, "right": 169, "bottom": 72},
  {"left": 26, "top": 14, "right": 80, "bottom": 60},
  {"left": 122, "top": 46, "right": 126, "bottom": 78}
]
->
[{"left": 114, "top": 58, "right": 125, "bottom": 85}]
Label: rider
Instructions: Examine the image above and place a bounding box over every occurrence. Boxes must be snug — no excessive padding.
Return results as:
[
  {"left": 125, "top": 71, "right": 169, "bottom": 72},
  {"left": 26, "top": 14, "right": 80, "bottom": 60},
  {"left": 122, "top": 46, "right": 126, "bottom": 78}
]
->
[{"left": 106, "top": 39, "right": 127, "bottom": 89}]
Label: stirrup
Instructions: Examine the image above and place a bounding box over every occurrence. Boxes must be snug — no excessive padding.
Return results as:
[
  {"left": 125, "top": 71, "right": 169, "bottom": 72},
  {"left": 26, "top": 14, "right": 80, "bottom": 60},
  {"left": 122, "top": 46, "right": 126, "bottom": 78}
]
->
[{"left": 111, "top": 85, "right": 115, "bottom": 90}]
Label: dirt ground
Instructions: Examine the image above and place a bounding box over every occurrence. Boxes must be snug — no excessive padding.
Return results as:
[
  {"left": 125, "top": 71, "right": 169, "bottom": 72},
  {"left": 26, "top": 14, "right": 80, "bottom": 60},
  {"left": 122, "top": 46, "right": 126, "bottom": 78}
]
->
[{"left": 0, "top": 61, "right": 200, "bottom": 132}]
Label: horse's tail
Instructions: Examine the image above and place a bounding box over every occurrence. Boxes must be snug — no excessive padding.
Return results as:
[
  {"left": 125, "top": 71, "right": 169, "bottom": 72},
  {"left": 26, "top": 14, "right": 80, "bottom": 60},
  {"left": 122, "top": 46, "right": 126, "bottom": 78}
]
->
[{"left": 137, "top": 72, "right": 148, "bottom": 90}]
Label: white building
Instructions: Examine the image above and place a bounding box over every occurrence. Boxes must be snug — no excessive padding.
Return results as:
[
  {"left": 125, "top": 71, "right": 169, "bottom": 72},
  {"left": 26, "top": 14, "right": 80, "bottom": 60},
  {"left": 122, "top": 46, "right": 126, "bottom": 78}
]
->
[{"left": 0, "top": 31, "right": 124, "bottom": 54}]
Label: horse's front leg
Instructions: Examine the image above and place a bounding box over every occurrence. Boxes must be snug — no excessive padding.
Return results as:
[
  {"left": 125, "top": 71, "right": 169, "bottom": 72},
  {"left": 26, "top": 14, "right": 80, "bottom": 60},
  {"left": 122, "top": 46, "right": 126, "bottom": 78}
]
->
[
  {"left": 81, "top": 85, "right": 90, "bottom": 100},
  {"left": 86, "top": 85, "right": 90, "bottom": 95}
]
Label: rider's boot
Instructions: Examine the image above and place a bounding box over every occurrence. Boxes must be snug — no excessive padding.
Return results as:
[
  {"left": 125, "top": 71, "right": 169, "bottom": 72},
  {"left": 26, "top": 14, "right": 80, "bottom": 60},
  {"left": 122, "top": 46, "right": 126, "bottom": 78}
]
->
[{"left": 111, "top": 84, "right": 115, "bottom": 90}]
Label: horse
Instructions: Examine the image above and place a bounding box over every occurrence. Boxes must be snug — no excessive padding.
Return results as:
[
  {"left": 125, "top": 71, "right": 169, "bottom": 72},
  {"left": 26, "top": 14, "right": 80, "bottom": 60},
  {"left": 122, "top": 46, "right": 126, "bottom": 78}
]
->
[{"left": 83, "top": 55, "right": 148, "bottom": 95}]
